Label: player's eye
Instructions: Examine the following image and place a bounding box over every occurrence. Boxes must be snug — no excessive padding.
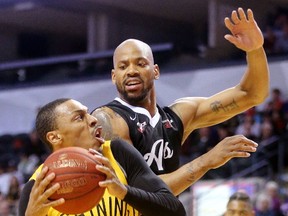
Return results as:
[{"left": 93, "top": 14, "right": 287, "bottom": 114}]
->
[
  {"left": 118, "top": 64, "right": 127, "bottom": 70},
  {"left": 75, "top": 113, "right": 84, "bottom": 121},
  {"left": 138, "top": 61, "right": 147, "bottom": 67}
]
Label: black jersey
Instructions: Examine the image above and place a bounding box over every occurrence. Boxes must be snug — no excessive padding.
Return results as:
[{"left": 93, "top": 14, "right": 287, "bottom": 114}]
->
[
  {"left": 97, "top": 98, "right": 184, "bottom": 175},
  {"left": 18, "top": 140, "right": 186, "bottom": 216}
]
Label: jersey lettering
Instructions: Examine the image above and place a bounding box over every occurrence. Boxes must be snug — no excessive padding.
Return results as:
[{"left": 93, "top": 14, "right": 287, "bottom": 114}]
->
[
  {"left": 57, "top": 197, "right": 139, "bottom": 216},
  {"left": 96, "top": 197, "right": 139, "bottom": 216},
  {"left": 143, "top": 139, "right": 173, "bottom": 171}
]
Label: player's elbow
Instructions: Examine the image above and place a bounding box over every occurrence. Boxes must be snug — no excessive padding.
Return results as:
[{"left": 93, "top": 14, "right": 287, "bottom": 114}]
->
[
  {"left": 251, "top": 90, "right": 269, "bottom": 105},
  {"left": 243, "top": 85, "right": 269, "bottom": 106}
]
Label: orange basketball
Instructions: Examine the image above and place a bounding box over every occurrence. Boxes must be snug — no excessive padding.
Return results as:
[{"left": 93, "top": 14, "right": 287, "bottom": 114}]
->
[{"left": 43, "top": 146, "right": 106, "bottom": 214}]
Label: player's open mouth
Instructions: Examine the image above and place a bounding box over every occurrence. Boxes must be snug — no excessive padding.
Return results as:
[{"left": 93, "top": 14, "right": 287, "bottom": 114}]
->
[
  {"left": 127, "top": 81, "right": 140, "bottom": 86},
  {"left": 125, "top": 78, "right": 142, "bottom": 86},
  {"left": 94, "top": 127, "right": 105, "bottom": 144}
]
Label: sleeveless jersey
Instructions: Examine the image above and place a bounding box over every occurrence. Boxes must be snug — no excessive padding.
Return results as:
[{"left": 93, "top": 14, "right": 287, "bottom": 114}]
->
[
  {"left": 29, "top": 141, "right": 140, "bottom": 216},
  {"left": 99, "top": 98, "right": 184, "bottom": 175}
]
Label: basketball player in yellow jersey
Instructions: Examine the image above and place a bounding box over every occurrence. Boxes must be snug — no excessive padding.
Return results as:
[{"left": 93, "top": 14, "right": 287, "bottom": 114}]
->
[{"left": 18, "top": 98, "right": 186, "bottom": 216}]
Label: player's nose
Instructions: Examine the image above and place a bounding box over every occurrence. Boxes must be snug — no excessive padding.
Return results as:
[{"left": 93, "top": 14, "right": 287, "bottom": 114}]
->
[
  {"left": 127, "top": 65, "right": 139, "bottom": 76},
  {"left": 88, "top": 114, "right": 98, "bottom": 127}
]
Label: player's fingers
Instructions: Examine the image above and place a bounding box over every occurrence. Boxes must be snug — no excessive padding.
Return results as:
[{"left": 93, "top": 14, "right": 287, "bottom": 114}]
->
[
  {"left": 237, "top": 7, "right": 247, "bottom": 21},
  {"left": 231, "top": 10, "right": 240, "bottom": 24},
  {"left": 98, "top": 179, "right": 114, "bottom": 187},
  {"left": 96, "top": 163, "right": 113, "bottom": 179},
  {"left": 224, "top": 34, "right": 237, "bottom": 44},
  {"left": 93, "top": 154, "right": 112, "bottom": 169},
  {"left": 247, "top": 8, "right": 254, "bottom": 21},
  {"left": 224, "top": 17, "right": 233, "bottom": 31},
  {"left": 89, "top": 148, "right": 103, "bottom": 157},
  {"left": 41, "top": 182, "right": 61, "bottom": 201},
  {"left": 34, "top": 168, "right": 57, "bottom": 196},
  {"left": 223, "top": 136, "right": 258, "bottom": 153},
  {"left": 230, "top": 151, "right": 251, "bottom": 158},
  {"left": 34, "top": 166, "right": 49, "bottom": 187},
  {"left": 234, "top": 143, "right": 257, "bottom": 153},
  {"left": 227, "top": 135, "right": 258, "bottom": 146},
  {"left": 44, "top": 198, "right": 65, "bottom": 208},
  {"left": 40, "top": 172, "right": 56, "bottom": 192}
]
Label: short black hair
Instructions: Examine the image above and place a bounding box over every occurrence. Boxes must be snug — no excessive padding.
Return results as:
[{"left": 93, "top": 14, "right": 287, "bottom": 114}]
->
[
  {"left": 35, "top": 98, "right": 71, "bottom": 150},
  {"left": 227, "top": 191, "right": 252, "bottom": 207}
]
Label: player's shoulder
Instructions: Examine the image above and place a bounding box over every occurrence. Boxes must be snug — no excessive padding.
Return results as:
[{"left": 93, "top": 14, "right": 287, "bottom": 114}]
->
[
  {"left": 94, "top": 106, "right": 126, "bottom": 119},
  {"left": 92, "top": 106, "right": 112, "bottom": 115}
]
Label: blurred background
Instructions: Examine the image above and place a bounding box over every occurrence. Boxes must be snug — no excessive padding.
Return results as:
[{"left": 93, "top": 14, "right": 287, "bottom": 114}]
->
[{"left": 0, "top": 0, "right": 288, "bottom": 215}]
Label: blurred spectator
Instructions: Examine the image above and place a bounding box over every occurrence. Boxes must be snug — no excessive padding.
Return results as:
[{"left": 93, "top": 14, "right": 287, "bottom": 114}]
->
[
  {"left": 180, "top": 127, "right": 218, "bottom": 165},
  {"left": 216, "top": 122, "right": 235, "bottom": 141},
  {"left": 264, "top": 181, "right": 284, "bottom": 216},
  {"left": 6, "top": 175, "right": 20, "bottom": 202},
  {"left": 258, "top": 120, "right": 279, "bottom": 146},
  {"left": 17, "top": 153, "right": 40, "bottom": 183},
  {"left": 0, "top": 166, "right": 13, "bottom": 197},
  {"left": 263, "top": 88, "right": 286, "bottom": 135},
  {"left": 280, "top": 203, "right": 288, "bottom": 216},
  {"left": 255, "top": 193, "right": 276, "bottom": 216},
  {"left": 264, "top": 88, "right": 284, "bottom": 114},
  {"left": 0, "top": 134, "right": 14, "bottom": 170},
  {"left": 250, "top": 118, "right": 280, "bottom": 176},
  {"left": 6, "top": 175, "right": 20, "bottom": 215},
  {"left": 264, "top": 26, "right": 277, "bottom": 54},
  {"left": 274, "top": 22, "right": 288, "bottom": 54},
  {"left": 235, "top": 114, "right": 261, "bottom": 141},
  {"left": 0, "top": 192, "right": 11, "bottom": 216},
  {"left": 13, "top": 129, "right": 51, "bottom": 161},
  {"left": 273, "top": 11, "right": 288, "bottom": 32}
]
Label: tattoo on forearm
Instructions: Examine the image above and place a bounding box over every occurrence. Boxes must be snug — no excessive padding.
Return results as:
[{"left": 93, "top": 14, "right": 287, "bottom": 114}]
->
[{"left": 210, "top": 99, "right": 239, "bottom": 113}]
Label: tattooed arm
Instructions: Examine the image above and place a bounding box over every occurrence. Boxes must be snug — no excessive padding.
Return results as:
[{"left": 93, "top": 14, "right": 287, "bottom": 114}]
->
[
  {"left": 160, "top": 134, "right": 258, "bottom": 195},
  {"left": 169, "top": 8, "right": 269, "bottom": 142}
]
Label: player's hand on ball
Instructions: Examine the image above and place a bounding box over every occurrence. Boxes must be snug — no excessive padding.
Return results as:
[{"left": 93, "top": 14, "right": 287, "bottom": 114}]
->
[
  {"left": 25, "top": 166, "right": 65, "bottom": 216},
  {"left": 90, "top": 151, "right": 128, "bottom": 200}
]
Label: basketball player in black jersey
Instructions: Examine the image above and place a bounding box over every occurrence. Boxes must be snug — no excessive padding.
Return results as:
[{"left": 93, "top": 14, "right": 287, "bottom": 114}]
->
[
  {"left": 18, "top": 98, "right": 186, "bottom": 216},
  {"left": 91, "top": 8, "right": 269, "bottom": 196}
]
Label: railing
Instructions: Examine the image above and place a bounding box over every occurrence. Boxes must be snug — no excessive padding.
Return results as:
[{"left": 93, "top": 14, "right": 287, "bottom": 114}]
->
[{"left": 0, "top": 43, "right": 173, "bottom": 71}]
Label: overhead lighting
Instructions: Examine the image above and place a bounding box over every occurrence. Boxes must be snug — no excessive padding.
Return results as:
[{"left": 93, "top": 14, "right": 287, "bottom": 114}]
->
[{"left": 14, "top": 1, "right": 35, "bottom": 11}]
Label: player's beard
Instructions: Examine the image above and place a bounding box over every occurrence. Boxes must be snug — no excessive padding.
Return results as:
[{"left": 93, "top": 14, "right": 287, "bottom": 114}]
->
[{"left": 116, "top": 80, "right": 153, "bottom": 106}]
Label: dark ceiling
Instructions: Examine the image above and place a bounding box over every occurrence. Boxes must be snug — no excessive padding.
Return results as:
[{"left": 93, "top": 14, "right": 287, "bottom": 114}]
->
[
  {"left": 0, "top": 0, "right": 209, "bottom": 36},
  {"left": 0, "top": 0, "right": 287, "bottom": 86}
]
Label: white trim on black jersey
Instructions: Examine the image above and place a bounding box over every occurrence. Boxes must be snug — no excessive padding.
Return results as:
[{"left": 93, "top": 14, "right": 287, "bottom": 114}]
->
[{"left": 114, "top": 97, "right": 160, "bottom": 128}]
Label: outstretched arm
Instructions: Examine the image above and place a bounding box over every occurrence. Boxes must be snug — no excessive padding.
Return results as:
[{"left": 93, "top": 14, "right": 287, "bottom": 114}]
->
[
  {"left": 170, "top": 8, "right": 269, "bottom": 141},
  {"left": 224, "top": 8, "right": 269, "bottom": 106},
  {"left": 160, "top": 135, "right": 258, "bottom": 196}
]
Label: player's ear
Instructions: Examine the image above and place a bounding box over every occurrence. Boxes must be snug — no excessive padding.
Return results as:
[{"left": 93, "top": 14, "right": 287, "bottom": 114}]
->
[
  {"left": 111, "top": 69, "right": 116, "bottom": 84},
  {"left": 47, "top": 131, "right": 62, "bottom": 145},
  {"left": 154, "top": 64, "right": 160, "bottom": 80}
]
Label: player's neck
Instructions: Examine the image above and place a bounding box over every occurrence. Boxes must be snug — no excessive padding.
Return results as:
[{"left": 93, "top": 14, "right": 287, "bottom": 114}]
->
[{"left": 118, "top": 96, "right": 157, "bottom": 117}]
